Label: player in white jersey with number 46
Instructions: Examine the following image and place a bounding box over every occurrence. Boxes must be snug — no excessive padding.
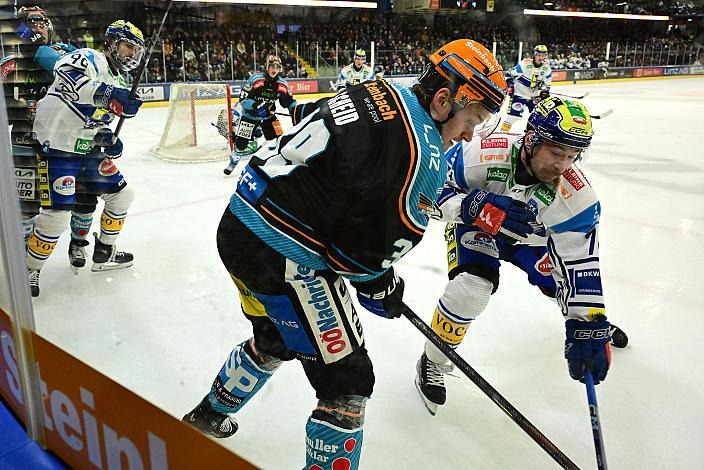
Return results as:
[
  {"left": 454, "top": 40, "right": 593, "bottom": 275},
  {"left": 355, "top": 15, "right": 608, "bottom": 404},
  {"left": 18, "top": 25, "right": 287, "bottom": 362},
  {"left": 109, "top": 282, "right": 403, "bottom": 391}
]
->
[
  {"left": 415, "top": 97, "right": 628, "bottom": 415},
  {"left": 27, "top": 20, "right": 144, "bottom": 297}
]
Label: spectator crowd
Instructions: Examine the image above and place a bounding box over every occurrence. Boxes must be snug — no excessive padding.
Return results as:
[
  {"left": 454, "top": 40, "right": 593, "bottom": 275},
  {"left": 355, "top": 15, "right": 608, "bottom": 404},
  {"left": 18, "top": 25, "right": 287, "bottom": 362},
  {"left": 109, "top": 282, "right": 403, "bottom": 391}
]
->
[{"left": 139, "top": 9, "right": 699, "bottom": 83}]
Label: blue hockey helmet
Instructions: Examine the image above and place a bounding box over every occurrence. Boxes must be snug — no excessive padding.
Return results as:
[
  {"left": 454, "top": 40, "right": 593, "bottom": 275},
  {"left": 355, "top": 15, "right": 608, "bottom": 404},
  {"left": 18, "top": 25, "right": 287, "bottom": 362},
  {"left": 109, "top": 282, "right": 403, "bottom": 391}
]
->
[
  {"left": 527, "top": 97, "right": 593, "bottom": 149},
  {"left": 105, "top": 20, "right": 145, "bottom": 71}
]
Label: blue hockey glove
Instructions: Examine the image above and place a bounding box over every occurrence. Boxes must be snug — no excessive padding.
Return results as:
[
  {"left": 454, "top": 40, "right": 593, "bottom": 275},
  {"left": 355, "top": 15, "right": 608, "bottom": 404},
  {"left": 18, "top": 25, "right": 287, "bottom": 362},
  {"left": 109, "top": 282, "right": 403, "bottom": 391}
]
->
[
  {"left": 461, "top": 189, "right": 536, "bottom": 241},
  {"left": 253, "top": 103, "right": 269, "bottom": 118},
  {"left": 352, "top": 268, "right": 410, "bottom": 319},
  {"left": 565, "top": 316, "right": 612, "bottom": 384},
  {"left": 94, "top": 83, "right": 142, "bottom": 118}
]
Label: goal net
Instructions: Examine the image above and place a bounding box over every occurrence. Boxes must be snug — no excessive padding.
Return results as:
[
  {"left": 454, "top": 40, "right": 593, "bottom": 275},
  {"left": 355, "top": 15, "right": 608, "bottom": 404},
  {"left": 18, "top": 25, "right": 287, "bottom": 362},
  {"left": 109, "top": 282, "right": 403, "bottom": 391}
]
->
[{"left": 150, "top": 83, "right": 233, "bottom": 162}]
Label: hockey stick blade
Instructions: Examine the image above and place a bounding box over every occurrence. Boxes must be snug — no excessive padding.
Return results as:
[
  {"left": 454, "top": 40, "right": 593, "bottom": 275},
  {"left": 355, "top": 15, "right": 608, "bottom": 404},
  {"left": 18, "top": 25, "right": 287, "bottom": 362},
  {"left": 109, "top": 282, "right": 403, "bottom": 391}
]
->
[
  {"left": 585, "top": 371, "right": 608, "bottom": 469},
  {"left": 402, "top": 306, "right": 580, "bottom": 470},
  {"left": 553, "top": 91, "right": 590, "bottom": 100},
  {"left": 590, "top": 109, "right": 613, "bottom": 119}
]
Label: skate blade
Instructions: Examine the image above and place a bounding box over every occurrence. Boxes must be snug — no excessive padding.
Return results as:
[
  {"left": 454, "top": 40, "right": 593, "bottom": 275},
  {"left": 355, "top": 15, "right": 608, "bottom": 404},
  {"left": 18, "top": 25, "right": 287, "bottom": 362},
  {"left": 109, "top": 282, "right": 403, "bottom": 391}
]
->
[
  {"left": 414, "top": 377, "right": 438, "bottom": 416},
  {"left": 91, "top": 260, "right": 134, "bottom": 272},
  {"left": 70, "top": 264, "right": 81, "bottom": 275}
]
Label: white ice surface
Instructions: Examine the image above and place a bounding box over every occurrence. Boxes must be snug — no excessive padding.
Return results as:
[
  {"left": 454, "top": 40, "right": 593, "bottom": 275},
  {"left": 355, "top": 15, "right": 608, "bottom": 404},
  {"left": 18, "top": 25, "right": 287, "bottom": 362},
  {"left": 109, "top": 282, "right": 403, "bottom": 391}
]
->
[{"left": 32, "top": 77, "right": 704, "bottom": 469}]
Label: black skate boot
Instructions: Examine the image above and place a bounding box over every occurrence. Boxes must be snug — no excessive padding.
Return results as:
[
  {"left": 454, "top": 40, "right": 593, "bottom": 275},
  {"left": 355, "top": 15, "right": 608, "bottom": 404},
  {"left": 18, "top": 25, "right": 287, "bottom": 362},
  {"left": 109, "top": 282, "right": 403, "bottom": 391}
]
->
[
  {"left": 68, "top": 238, "right": 90, "bottom": 275},
  {"left": 182, "top": 395, "right": 238, "bottom": 438},
  {"left": 28, "top": 268, "right": 40, "bottom": 297},
  {"left": 415, "top": 353, "right": 453, "bottom": 416},
  {"left": 91, "top": 233, "right": 134, "bottom": 272},
  {"left": 223, "top": 159, "right": 237, "bottom": 175},
  {"left": 610, "top": 324, "right": 629, "bottom": 348}
]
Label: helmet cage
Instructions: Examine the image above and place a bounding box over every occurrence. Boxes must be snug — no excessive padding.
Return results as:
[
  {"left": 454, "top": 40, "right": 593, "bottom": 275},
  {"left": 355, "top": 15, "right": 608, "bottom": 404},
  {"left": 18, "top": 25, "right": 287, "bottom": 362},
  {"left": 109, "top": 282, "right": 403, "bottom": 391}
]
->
[{"left": 105, "top": 21, "right": 145, "bottom": 72}]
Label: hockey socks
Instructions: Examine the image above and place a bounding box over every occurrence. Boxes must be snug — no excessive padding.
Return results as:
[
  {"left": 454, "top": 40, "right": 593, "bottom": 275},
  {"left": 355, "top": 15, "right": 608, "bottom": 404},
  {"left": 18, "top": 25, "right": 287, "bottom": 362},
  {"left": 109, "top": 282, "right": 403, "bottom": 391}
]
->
[
  {"left": 209, "top": 339, "right": 280, "bottom": 414},
  {"left": 305, "top": 417, "right": 362, "bottom": 470}
]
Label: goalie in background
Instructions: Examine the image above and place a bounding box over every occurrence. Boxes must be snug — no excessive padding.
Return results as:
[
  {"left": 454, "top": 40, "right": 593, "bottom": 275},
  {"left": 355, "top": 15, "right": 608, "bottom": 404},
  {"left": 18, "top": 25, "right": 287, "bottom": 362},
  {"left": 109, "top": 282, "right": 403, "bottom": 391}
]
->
[{"left": 223, "top": 55, "right": 298, "bottom": 175}]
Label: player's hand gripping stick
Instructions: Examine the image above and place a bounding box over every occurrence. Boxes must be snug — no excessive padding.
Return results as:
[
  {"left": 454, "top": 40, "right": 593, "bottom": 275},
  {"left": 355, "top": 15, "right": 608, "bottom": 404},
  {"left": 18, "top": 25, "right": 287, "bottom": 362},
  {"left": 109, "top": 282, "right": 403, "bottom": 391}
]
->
[{"left": 461, "top": 189, "right": 536, "bottom": 243}]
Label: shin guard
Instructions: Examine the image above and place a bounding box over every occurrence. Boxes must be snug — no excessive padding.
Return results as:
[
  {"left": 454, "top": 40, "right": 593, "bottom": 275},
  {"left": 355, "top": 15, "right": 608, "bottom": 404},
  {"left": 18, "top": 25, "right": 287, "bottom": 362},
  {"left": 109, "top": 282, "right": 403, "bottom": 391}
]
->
[
  {"left": 209, "top": 339, "right": 279, "bottom": 414},
  {"left": 305, "top": 417, "right": 363, "bottom": 470}
]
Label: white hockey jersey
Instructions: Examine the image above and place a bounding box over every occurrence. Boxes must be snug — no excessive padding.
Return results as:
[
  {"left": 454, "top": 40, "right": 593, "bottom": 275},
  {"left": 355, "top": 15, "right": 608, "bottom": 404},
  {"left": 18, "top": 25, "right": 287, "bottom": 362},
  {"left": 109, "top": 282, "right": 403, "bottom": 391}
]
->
[
  {"left": 34, "top": 48, "right": 126, "bottom": 154},
  {"left": 437, "top": 133, "right": 605, "bottom": 322},
  {"left": 336, "top": 63, "right": 375, "bottom": 90},
  {"left": 509, "top": 58, "right": 552, "bottom": 99}
]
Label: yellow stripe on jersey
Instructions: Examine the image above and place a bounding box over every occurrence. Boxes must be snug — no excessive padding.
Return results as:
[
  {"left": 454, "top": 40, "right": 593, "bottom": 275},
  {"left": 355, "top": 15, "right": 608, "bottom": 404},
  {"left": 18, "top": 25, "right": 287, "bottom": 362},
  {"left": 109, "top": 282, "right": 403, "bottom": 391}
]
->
[{"left": 230, "top": 275, "right": 267, "bottom": 317}]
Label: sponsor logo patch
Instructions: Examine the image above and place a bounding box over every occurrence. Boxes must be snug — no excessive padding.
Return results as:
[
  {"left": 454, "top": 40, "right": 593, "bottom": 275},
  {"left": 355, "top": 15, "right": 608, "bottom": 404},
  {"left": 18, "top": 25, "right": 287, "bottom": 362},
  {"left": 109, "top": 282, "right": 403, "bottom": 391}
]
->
[
  {"left": 534, "top": 184, "right": 555, "bottom": 205},
  {"left": 563, "top": 168, "right": 585, "bottom": 191},
  {"left": 486, "top": 167, "right": 510, "bottom": 182},
  {"left": 459, "top": 231, "right": 498, "bottom": 257},
  {"left": 480, "top": 153, "right": 508, "bottom": 163},
  {"left": 481, "top": 137, "right": 508, "bottom": 149},
  {"left": 558, "top": 181, "right": 572, "bottom": 199},
  {"left": 98, "top": 158, "right": 119, "bottom": 176},
  {"left": 432, "top": 309, "right": 469, "bottom": 345},
  {"left": 574, "top": 268, "right": 602, "bottom": 296},
  {"left": 73, "top": 138, "right": 93, "bottom": 154},
  {"left": 52, "top": 176, "right": 75, "bottom": 196},
  {"left": 535, "top": 253, "right": 552, "bottom": 275}
]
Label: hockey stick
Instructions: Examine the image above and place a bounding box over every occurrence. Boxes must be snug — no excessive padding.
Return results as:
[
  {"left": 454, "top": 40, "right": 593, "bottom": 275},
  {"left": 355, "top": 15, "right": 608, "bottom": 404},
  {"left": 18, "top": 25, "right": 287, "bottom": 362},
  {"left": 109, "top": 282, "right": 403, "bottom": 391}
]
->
[
  {"left": 584, "top": 370, "right": 608, "bottom": 469},
  {"left": 552, "top": 91, "right": 590, "bottom": 100},
  {"left": 402, "top": 306, "right": 580, "bottom": 470},
  {"left": 589, "top": 109, "right": 613, "bottom": 120},
  {"left": 113, "top": 0, "right": 174, "bottom": 139}
]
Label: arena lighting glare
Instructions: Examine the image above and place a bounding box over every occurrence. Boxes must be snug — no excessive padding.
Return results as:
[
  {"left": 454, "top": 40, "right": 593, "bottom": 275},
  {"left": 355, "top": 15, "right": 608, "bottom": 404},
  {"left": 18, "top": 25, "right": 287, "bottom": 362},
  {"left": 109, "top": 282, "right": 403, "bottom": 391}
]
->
[
  {"left": 523, "top": 8, "right": 670, "bottom": 20},
  {"left": 172, "top": 0, "right": 377, "bottom": 7}
]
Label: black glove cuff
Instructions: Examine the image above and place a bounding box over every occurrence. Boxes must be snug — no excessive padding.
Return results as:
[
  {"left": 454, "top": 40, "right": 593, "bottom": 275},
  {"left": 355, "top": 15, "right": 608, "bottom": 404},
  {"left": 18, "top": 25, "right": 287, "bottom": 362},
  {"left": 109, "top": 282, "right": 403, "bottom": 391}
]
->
[{"left": 351, "top": 268, "right": 399, "bottom": 300}]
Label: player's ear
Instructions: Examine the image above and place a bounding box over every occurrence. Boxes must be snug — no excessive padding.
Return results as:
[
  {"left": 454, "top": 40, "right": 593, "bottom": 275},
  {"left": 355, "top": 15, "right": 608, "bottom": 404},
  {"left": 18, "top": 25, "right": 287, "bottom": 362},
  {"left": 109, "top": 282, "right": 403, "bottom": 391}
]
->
[{"left": 429, "top": 87, "right": 452, "bottom": 121}]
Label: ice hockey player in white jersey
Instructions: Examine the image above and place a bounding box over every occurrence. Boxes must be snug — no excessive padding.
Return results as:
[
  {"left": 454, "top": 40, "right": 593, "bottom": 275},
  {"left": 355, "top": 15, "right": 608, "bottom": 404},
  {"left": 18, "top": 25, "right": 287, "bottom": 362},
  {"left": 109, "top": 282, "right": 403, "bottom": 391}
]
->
[
  {"left": 501, "top": 44, "right": 552, "bottom": 132},
  {"left": 415, "top": 97, "right": 628, "bottom": 414},
  {"left": 26, "top": 20, "right": 144, "bottom": 296},
  {"left": 335, "top": 48, "right": 375, "bottom": 90}
]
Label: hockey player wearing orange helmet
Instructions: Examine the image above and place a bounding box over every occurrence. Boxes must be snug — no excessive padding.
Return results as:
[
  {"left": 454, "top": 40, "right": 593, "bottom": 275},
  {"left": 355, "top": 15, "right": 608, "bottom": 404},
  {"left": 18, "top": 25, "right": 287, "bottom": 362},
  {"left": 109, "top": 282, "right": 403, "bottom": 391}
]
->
[{"left": 183, "top": 39, "right": 508, "bottom": 469}]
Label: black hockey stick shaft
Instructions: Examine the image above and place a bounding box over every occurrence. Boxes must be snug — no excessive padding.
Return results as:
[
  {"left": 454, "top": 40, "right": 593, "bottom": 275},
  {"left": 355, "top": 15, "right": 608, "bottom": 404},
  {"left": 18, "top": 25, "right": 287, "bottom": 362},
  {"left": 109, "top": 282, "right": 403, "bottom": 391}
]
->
[
  {"left": 113, "top": 0, "right": 174, "bottom": 139},
  {"left": 402, "top": 306, "right": 580, "bottom": 470},
  {"left": 584, "top": 371, "right": 608, "bottom": 469},
  {"left": 553, "top": 91, "right": 589, "bottom": 100}
]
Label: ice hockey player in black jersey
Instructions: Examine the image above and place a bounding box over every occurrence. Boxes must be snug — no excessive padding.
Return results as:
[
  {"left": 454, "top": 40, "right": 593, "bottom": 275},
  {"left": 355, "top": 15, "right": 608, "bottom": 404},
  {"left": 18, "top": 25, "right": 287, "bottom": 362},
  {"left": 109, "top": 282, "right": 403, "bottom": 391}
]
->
[
  {"left": 223, "top": 54, "right": 298, "bottom": 175},
  {"left": 2, "top": 6, "right": 75, "bottom": 243},
  {"left": 183, "top": 39, "right": 509, "bottom": 469}
]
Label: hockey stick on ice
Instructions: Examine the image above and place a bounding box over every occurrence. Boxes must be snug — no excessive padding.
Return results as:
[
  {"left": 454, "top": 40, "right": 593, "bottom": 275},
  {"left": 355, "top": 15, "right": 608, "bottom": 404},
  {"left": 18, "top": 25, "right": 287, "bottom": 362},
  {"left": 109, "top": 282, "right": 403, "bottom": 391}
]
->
[
  {"left": 589, "top": 109, "right": 613, "bottom": 119},
  {"left": 552, "top": 91, "right": 590, "bottom": 100},
  {"left": 113, "top": 0, "right": 174, "bottom": 140},
  {"left": 584, "top": 370, "right": 608, "bottom": 470},
  {"left": 402, "top": 306, "right": 580, "bottom": 470}
]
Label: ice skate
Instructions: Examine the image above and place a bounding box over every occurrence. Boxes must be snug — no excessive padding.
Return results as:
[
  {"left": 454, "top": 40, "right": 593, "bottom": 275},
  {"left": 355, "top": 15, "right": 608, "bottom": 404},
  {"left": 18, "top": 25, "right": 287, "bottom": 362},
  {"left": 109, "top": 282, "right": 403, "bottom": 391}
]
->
[
  {"left": 68, "top": 238, "right": 90, "bottom": 274},
  {"left": 91, "top": 232, "right": 133, "bottom": 272},
  {"left": 28, "top": 268, "right": 40, "bottom": 297},
  {"left": 415, "top": 352, "right": 453, "bottom": 416},
  {"left": 182, "top": 395, "right": 238, "bottom": 438}
]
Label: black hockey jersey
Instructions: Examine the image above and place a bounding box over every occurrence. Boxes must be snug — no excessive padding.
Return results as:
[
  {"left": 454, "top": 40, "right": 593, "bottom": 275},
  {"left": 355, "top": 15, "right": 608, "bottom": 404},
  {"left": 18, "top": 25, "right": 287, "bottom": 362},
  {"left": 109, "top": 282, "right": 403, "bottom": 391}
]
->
[{"left": 230, "top": 79, "right": 446, "bottom": 282}]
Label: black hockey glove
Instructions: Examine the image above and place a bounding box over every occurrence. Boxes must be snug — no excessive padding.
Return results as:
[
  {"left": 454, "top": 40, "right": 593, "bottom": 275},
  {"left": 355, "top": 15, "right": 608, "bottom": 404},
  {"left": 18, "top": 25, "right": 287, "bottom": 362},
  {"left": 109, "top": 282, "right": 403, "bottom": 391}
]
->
[
  {"left": 539, "top": 89, "right": 550, "bottom": 100},
  {"left": 351, "top": 268, "right": 410, "bottom": 319},
  {"left": 93, "top": 128, "right": 122, "bottom": 159}
]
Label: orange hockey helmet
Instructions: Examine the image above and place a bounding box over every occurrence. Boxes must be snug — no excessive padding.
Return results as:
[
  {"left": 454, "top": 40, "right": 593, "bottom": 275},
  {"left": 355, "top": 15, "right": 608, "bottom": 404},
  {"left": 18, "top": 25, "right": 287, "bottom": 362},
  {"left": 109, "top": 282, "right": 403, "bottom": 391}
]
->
[{"left": 418, "top": 39, "right": 507, "bottom": 115}]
